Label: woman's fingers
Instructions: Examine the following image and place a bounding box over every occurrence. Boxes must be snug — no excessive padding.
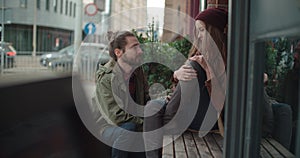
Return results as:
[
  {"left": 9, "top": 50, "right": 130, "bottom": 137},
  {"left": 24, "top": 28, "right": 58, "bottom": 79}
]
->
[
  {"left": 181, "top": 65, "right": 193, "bottom": 70},
  {"left": 189, "top": 55, "right": 208, "bottom": 71},
  {"left": 181, "top": 65, "right": 197, "bottom": 73},
  {"left": 190, "top": 55, "right": 204, "bottom": 63},
  {"left": 175, "top": 64, "right": 198, "bottom": 81}
]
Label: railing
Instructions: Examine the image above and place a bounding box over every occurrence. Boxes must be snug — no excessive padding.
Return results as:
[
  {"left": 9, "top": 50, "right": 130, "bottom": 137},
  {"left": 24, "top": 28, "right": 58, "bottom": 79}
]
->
[
  {"left": 1, "top": 55, "right": 46, "bottom": 71},
  {"left": 76, "top": 54, "right": 99, "bottom": 82},
  {"left": 0, "top": 55, "right": 98, "bottom": 82}
]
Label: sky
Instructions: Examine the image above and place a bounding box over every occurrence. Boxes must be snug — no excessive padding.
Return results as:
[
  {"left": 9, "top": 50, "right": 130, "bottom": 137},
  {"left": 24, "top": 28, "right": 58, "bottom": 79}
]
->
[
  {"left": 147, "top": 0, "right": 165, "bottom": 30},
  {"left": 83, "top": 0, "right": 93, "bottom": 4},
  {"left": 147, "top": 0, "right": 165, "bottom": 8}
]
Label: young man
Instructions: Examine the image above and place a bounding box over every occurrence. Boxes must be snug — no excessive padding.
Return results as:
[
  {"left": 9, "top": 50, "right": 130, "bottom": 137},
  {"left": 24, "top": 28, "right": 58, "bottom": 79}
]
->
[{"left": 94, "top": 31, "right": 149, "bottom": 158}]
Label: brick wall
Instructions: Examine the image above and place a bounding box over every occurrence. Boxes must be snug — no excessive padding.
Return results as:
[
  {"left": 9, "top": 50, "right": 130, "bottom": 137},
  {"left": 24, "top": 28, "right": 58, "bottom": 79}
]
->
[{"left": 207, "top": 0, "right": 228, "bottom": 10}]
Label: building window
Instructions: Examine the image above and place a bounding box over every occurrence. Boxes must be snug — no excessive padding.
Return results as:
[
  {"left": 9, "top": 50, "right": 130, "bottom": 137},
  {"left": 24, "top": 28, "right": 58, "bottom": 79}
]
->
[
  {"left": 37, "top": 0, "right": 40, "bottom": 9},
  {"left": 20, "top": 0, "right": 27, "bottom": 8},
  {"left": 46, "top": 0, "right": 50, "bottom": 11},
  {"left": 54, "top": 0, "right": 58, "bottom": 12},
  {"left": 65, "top": 0, "right": 68, "bottom": 15},
  {"left": 60, "top": 0, "right": 64, "bottom": 14},
  {"left": 70, "top": 2, "right": 72, "bottom": 16},
  {"left": 73, "top": 3, "right": 76, "bottom": 17}
]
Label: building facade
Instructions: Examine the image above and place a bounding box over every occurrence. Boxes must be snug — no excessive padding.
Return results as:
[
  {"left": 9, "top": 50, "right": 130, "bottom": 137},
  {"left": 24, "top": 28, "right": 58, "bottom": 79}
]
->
[
  {"left": 162, "top": 0, "right": 228, "bottom": 42},
  {"left": 109, "top": 0, "right": 147, "bottom": 31},
  {"left": 0, "top": 0, "right": 77, "bottom": 53},
  {"left": 161, "top": 0, "right": 199, "bottom": 42},
  {"left": 82, "top": 0, "right": 147, "bottom": 44}
]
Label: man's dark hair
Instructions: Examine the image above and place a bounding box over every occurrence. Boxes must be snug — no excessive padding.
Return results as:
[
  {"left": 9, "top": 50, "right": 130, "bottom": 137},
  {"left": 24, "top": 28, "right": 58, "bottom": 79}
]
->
[{"left": 107, "top": 31, "right": 135, "bottom": 61}]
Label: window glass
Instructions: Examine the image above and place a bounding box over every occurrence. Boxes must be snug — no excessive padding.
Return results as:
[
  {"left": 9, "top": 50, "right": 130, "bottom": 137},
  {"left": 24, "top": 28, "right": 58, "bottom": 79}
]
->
[
  {"left": 37, "top": 0, "right": 40, "bottom": 9},
  {"left": 46, "top": 0, "right": 50, "bottom": 11},
  {"left": 20, "top": 0, "right": 27, "bottom": 8},
  {"left": 70, "top": 1, "right": 72, "bottom": 16},
  {"left": 65, "top": 0, "right": 68, "bottom": 15},
  {"left": 73, "top": 3, "right": 76, "bottom": 17},
  {"left": 54, "top": 0, "right": 58, "bottom": 12},
  {"left": 263, "top": 37, "right": 300, "bottom": 154},
  {"left": 60, "top": 0, "right": 64, "bottom": 14}
]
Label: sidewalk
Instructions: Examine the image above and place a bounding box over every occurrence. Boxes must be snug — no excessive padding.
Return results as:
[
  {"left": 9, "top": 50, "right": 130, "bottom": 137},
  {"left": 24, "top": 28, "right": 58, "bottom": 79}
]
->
[{"left": 0, "top": 68, "right": 72, "bottom": 88}]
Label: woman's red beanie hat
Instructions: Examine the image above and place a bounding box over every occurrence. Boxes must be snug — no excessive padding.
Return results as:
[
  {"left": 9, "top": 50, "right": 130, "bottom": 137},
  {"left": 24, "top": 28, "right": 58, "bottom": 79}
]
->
[{"left": 195, "top": 8, "right": 228, "bottom": 32}]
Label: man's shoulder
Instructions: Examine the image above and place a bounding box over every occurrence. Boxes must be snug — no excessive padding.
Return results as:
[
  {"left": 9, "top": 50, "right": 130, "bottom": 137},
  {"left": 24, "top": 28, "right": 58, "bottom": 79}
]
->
[{"left": 96, "top": 60, "right": 116, "bottom": 81}]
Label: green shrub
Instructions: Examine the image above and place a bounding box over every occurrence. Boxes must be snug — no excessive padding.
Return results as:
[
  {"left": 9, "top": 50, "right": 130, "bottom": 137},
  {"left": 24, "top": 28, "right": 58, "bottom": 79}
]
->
[
  {"left": 132, "top": 27, "right": 192, "bottom": 90},
  {"left": 265, "top": 37, "right": 294, "bottom": 101}
]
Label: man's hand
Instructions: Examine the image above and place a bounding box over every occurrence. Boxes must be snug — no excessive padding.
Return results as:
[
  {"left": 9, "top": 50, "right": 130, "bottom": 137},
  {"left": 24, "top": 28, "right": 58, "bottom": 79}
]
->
[{"left": 264, "top": 73, "right": 268, "bottom": 84}]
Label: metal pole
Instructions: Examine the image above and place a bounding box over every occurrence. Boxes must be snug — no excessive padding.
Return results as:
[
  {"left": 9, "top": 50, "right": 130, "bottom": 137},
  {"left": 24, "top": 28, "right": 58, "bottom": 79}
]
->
[
  {"left": 223, "top": 0, "right": 254, "bottom": 157},
  {"left": 297, "top": 68, "right": 300, "bottom": 157},
  {"left": 1, "top": 0, "right": 5, "bottom": 75},
  {"left": 32, "top": 0, "right": 37, "bottom": 56},
  {"left": 1, "top": 0, "right": 4, "bottom": 42},
  {"left": 74, "top": 0, "right": 82, "bottom": 54}
]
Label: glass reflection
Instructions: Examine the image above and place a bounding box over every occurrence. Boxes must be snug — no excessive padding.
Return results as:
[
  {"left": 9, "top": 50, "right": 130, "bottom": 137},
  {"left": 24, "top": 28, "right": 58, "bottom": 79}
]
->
[{"left": 263, "top": 37, "right": 300, "bottom": 154}]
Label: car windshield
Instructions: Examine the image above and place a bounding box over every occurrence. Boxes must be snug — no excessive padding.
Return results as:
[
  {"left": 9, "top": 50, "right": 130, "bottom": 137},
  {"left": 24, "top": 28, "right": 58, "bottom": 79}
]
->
[{"left": 58, "top": 45, "right": 74, "bottom": 54}]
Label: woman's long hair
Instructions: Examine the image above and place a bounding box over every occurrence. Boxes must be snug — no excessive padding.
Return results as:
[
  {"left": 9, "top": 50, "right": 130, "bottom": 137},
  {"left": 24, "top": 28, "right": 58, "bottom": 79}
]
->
[{"left": 188, "top": 23, "right": 227, "bottom": 67}]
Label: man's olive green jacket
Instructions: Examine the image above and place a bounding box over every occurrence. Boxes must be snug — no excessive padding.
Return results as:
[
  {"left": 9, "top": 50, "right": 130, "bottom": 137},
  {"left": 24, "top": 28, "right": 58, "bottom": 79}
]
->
[{"left": 92, "top": 59, "right": 149, "bottom": 134}]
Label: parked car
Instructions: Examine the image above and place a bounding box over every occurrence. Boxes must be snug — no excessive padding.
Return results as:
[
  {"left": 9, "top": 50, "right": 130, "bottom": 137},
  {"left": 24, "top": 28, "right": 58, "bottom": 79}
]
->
[
  {"left": 40, "top": 45, "right": 74, "bottom": 67},
  {"left": 0, "top": 42, "right": 17, "bottom": 68},
  {"left": 40, "top": 43, "right": 110, "bottom": 71}
]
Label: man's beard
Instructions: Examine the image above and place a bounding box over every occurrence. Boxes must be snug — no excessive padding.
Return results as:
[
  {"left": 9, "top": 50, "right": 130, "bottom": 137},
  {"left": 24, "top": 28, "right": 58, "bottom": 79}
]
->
[{"left": 121, "top": 54, "right": 142, "bottom": 67}]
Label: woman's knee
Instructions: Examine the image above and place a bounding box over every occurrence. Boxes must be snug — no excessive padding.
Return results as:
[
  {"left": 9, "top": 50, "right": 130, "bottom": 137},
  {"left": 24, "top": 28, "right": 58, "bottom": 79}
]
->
[
  {"left": 144, "top": 99, "right": 166, "bottom": 117},
  {"left": 272, "top": 103, "right": 292, "bottom": 115}
]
